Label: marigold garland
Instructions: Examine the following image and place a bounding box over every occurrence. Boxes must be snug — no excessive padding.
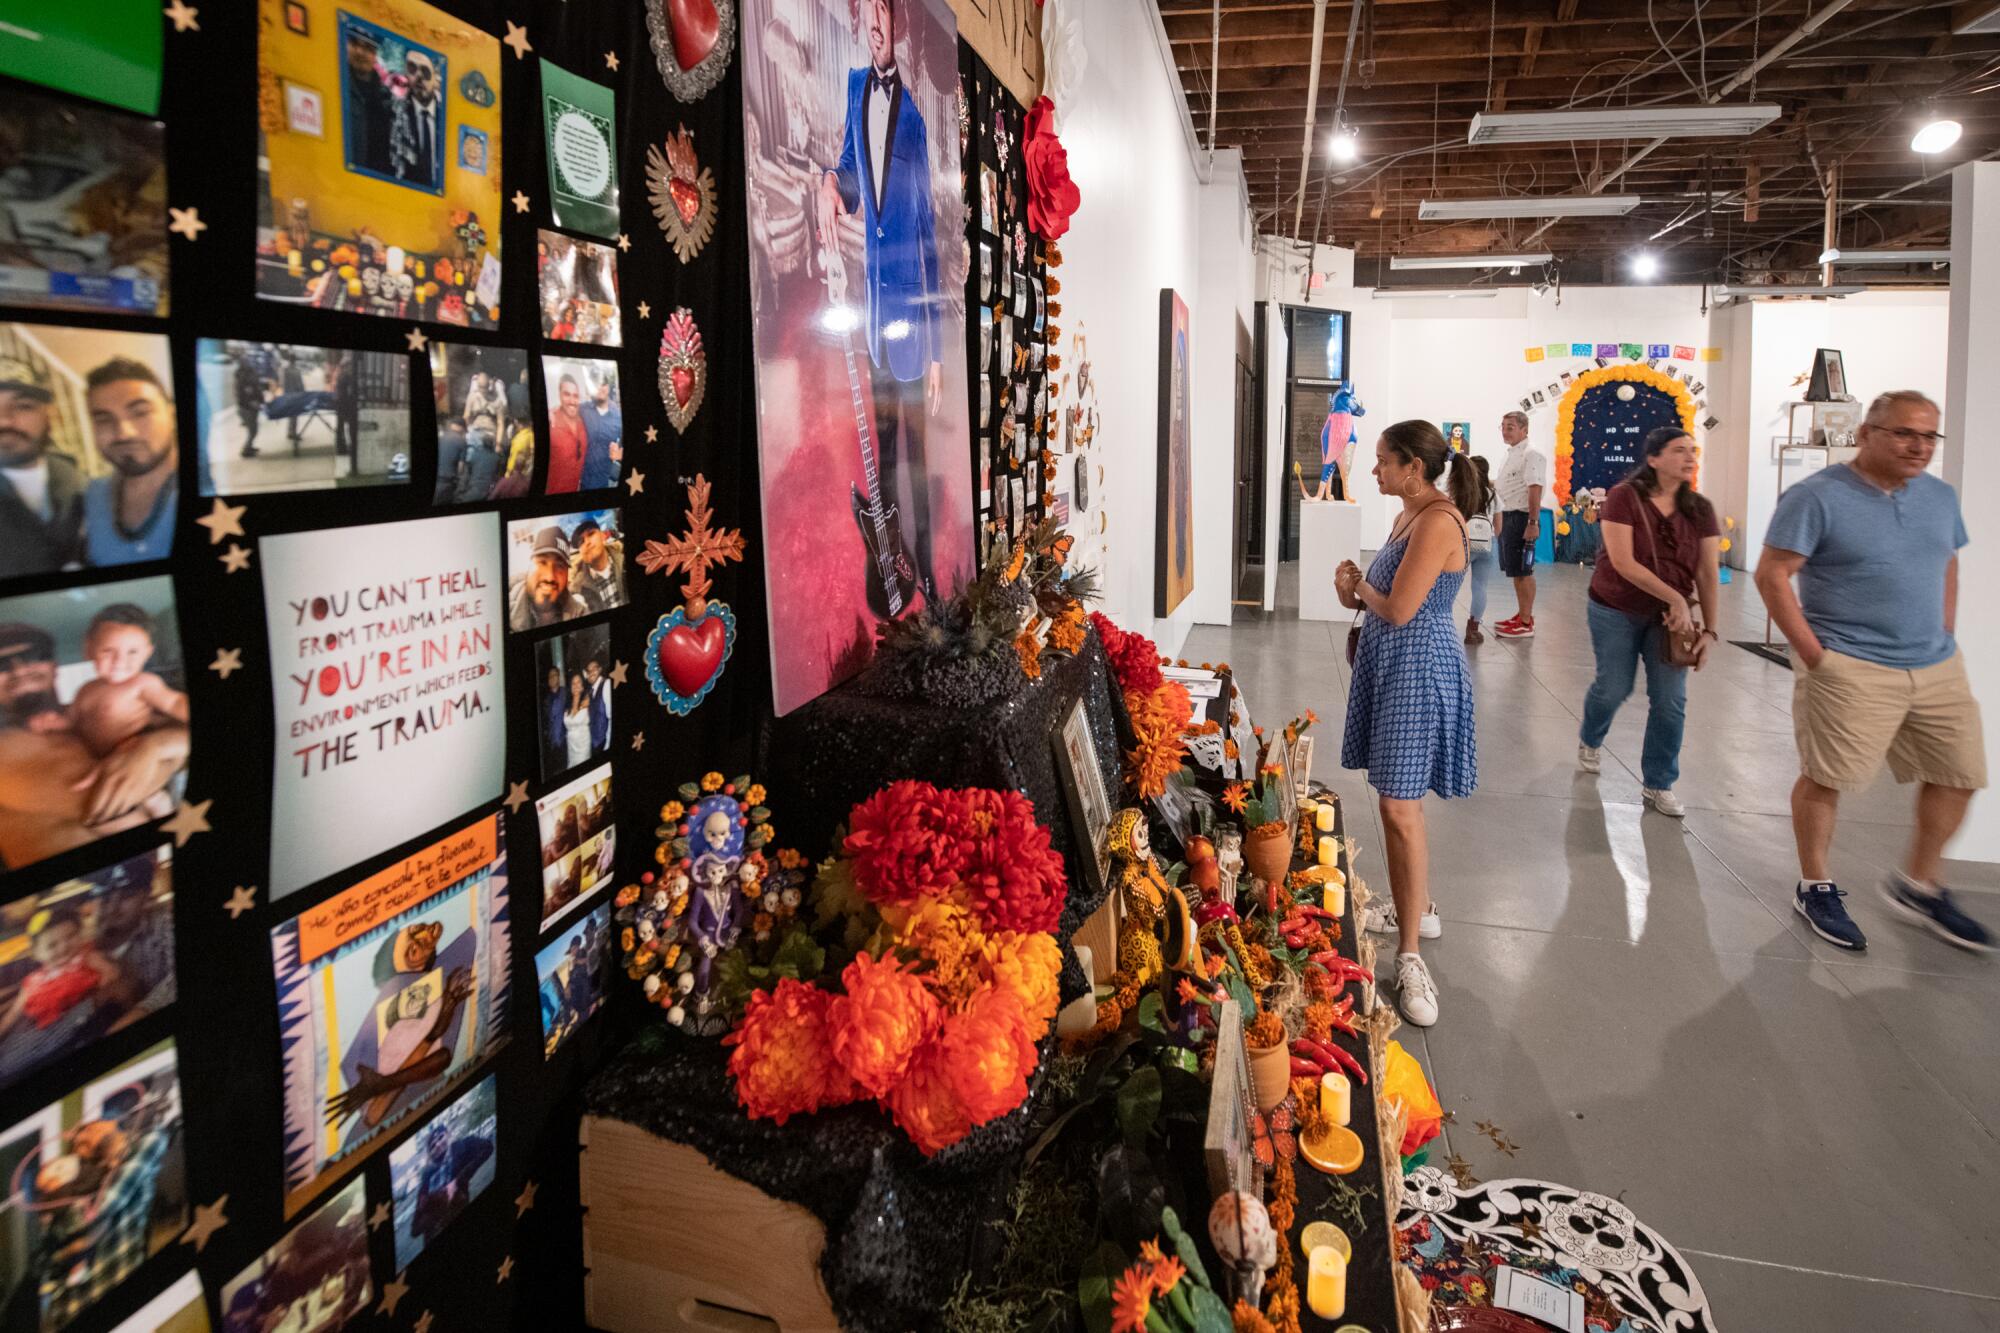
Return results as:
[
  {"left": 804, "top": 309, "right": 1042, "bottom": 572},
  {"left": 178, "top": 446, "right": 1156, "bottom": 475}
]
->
[{"left": 1553, "top": 364, "right": 1699, "bottom": 504}]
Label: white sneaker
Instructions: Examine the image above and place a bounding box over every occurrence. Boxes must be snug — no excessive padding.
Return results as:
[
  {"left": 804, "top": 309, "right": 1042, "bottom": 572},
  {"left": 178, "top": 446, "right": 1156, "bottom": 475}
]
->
[
  {"left": 1642, "top": 787, "right": 1686, "bottom": 818},
  {"left": 1578, "top": 745, "right": 1602, "bottom": 774},
  {"left": 1364, "top": 902, "right": 1442, "bottom": 938},
  {"left": 1395, "top": 953, "right": 1439, "bottom": 1027}
]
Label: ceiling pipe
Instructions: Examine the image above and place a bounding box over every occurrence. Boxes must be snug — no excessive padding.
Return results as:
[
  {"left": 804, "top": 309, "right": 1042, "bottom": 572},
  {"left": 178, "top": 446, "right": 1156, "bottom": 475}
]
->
[
  {"left": 1821, "top": 161, "right": 1841, "bottom": 288},
  {"left": 1206, "top": 0, "right": 1221, "bottom": 167},
  {"left": 1291, "top": 0, "right": 1330, "bottom": 241},
  {"left": 1520, "top": 0, "right": 1859, "bottom": 250}
]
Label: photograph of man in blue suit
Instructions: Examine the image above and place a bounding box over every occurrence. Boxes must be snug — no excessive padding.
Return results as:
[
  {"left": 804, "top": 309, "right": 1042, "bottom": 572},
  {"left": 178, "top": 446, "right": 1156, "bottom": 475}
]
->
[{"left": 815, "top": 0, "right": 946, "bottom": 603}]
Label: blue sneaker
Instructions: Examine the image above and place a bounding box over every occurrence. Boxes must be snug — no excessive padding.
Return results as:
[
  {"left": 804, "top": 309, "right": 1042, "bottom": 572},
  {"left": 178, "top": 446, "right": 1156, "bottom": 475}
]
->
[
  {"left": 1794, "top": 881, "right": 1867, "bottom": 951},
  {"left": 1882, "top": 873, "right": 1994, "bottom": 954}
]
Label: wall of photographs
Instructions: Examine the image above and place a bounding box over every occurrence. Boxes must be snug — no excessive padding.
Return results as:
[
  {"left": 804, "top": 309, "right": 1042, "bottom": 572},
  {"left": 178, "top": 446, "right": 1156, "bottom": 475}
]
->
[
  {"left": 0, "top": 2, "right": 765, "bottom": 1330},
  {"left": 961, "top": 49, "right": 1054, "bottom": 563}
]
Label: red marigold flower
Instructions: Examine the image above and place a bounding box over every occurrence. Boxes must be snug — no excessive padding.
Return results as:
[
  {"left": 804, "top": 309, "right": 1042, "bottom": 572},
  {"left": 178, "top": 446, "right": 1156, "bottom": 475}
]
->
[
  {"left": 957, "top": 788, "right": 1067, "bottom": 934},
  {"left": 938, "top": 984, "right": 1039, "bottom": 1126},
  {"left": 723, "top": 979, "right": 861, "bottom": 1124},
  {"left": 843, "top": 780, "right": 970, "bottom": 908},
  {"left": 827, "top": 951, "right": 942, "bottom": 1097},
  {"left": 885, "top": 1036, "right": 973, "bottom": 1155}
]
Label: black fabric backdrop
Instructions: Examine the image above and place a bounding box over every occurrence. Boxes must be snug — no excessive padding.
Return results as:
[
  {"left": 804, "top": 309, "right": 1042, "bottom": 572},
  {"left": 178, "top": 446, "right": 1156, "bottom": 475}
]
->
[
  {"left": 1568, "top": 381, "right": 1683, "bottom": 496},
  {"left": 0, "top": 5, "right": 765, "bottom": 1331}
]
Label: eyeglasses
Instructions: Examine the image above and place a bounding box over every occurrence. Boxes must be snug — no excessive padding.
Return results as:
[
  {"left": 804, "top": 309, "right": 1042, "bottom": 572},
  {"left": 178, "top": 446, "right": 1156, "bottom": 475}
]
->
[{"left": 1869, "top": 426, "right": 1946, "bottom": 445}]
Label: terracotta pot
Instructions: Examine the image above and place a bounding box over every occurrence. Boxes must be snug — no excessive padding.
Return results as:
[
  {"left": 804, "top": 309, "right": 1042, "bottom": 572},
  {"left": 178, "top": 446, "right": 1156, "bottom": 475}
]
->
[
  {"left": 1243, "top": 823, "right": 1294, "bottom": 885},
  {"left": 1248, "top": 1039, "right": 1292, "bottom": 1111}
]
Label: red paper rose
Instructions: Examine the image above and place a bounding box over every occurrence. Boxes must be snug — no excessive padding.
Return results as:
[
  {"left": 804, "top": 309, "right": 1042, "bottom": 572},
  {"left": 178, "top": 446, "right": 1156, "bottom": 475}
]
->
[{"left": 1023, "top": 96, "right": 1081, "bottom": 241}]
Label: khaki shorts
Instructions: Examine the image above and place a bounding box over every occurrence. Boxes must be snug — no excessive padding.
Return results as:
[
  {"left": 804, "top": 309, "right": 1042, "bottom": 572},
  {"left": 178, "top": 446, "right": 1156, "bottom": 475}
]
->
[{"left": 1793, "top": 649, "right": 1987, "bottom": 793}]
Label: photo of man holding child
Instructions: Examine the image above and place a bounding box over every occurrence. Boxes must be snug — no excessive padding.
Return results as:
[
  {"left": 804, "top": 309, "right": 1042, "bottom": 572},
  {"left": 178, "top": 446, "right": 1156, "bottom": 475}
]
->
[{"left": 0, "top": 576, "right": 188, "bottom": 875}]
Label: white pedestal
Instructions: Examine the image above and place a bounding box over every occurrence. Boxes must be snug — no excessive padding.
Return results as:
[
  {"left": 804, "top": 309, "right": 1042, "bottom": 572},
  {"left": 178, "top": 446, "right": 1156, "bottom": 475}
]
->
[{"left": 1297, "top": 500, "right": 1364, "bottom": 621}]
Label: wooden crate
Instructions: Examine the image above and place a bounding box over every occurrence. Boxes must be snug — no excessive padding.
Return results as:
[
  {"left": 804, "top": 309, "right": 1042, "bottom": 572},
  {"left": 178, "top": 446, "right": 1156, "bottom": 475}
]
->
[{"left": 581, "top": 1116, "right": 841, "bottom": 1333}]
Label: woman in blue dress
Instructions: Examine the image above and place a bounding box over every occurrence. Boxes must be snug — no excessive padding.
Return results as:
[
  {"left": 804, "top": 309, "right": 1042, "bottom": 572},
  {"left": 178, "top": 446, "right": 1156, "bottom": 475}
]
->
[{"left": 1335, "top": 420, "right": 1479, "bottom": 1027}]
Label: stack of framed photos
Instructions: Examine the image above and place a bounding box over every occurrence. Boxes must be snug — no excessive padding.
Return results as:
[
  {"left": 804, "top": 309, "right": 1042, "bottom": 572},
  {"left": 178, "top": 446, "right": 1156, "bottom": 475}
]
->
[{"left": 961, "top": 48, "right": 1051, "bottom": 563}]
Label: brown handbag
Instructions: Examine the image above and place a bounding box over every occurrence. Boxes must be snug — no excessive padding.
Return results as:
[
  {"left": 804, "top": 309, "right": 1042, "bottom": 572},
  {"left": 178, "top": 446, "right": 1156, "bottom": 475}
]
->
[{"left": 1632, "top": 488, "right": 1706, "bottom": 668}]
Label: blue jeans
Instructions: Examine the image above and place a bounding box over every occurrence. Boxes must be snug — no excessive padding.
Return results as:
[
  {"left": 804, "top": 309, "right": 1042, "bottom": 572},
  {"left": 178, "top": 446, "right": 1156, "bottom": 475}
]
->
[
  {"left": 1466, "top": 541, "right": 1496, "bottom": 623},
  {"left": 1580, "top": 599, "right": 1688, "bottom": 789}
]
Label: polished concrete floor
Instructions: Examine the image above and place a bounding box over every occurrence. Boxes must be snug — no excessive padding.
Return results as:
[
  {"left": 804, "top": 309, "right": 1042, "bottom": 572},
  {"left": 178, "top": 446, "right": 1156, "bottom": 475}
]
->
[{"left": 1185, "top": 561, "right": 2000, "bottom": 1332}]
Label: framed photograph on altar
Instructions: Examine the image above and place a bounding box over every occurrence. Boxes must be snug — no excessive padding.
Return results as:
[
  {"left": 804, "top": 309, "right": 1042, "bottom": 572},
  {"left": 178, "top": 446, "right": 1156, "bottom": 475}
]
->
[
  {"left": 1051, "top": 697, "right": 1112, "bottom": 899},
  {"left": 1156, "top": 289, "right": 1193, "bottom": 616},
  {"left": 1807, "top": 348, "right": 1846, "bottom": 402}
]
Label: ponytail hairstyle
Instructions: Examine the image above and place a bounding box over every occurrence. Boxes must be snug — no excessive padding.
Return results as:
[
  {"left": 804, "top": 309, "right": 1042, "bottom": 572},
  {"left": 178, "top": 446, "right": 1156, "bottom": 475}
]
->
[
  {"left": 1627, "top": 425, "right": 1714, "bottom": 523},
  {"left": 1380, "top": 419, "right": 1483, "bottom": 519}
]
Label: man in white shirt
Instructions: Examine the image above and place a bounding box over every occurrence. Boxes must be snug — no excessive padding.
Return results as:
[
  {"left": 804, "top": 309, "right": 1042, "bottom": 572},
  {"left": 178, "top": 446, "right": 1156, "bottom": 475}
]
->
[{"left": 1491, "top": 410, "right": 1548, "bottom": 638}]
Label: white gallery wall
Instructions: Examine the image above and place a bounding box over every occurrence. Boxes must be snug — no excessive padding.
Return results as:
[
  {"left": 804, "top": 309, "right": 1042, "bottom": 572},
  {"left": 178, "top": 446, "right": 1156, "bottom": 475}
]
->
[{"left": 1053, "top": 1, "right": 1254, "bottom": 653}]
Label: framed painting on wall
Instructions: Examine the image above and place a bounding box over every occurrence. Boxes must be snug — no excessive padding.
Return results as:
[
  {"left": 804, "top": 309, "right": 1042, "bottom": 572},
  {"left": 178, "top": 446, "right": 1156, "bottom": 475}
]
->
[{"left": 1156, "top": 289, "right": 1193, "bottom": 616}]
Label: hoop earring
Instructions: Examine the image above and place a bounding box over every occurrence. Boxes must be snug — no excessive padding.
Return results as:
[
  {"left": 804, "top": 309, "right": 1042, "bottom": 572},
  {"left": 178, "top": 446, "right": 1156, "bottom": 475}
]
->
[{"left": 1403, "top": 474, "right": 1424, "bottom": 500}]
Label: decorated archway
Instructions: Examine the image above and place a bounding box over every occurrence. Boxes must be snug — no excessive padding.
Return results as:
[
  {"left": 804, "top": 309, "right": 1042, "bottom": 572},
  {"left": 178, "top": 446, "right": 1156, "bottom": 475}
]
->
[{"left": 1554, "top": 365, "right": 1698, "bottom": 503}]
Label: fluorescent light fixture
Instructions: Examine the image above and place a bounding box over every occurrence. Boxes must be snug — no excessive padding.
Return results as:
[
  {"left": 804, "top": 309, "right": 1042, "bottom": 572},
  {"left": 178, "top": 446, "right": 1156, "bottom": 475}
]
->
[
  {"left": 1468, "top": 103, "right": 1781, "bottom": 145},
  {"left": 1912, "top": 118, "right": 1963, "bottom": 154},
  {"left": 1714, "top": 284, "right": 1866, "bottom": 299},
  {"left": 1389, "top": 253, "right": 1552, "bottom": 270},
  {"left": 1419, "top": 195, "right": 1643, "bottom": 220},
  {"left": 1370, "top": 288, "right": 1501, "bottom": 300},
  {"left": 1818, "top": 248, "right": 1951, "bottom": 264},
  {"left": 1630, "top": 252, "right": 1660, "bottom": 280},
  {"left": 1329, "top": 129, "right": 1360, "bottom": 163}
]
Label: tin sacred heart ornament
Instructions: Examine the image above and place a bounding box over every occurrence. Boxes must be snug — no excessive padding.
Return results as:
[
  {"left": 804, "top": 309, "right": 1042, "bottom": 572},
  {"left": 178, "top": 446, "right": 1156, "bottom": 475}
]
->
[
  {"left": 638, "top": 475, "right": 746, "bottom": 714},
  {"left": 646, "top": 0, "right": 736, "bottom": 102},
  {"left": 647, "top": 125, "right": 717, "bottom": 263},
  {"left": 658, "top": 307, "right": 706, "bottom": 434}
]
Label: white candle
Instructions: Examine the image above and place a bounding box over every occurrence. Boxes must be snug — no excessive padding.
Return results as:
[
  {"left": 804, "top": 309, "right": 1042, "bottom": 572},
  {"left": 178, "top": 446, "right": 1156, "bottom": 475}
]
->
[
  {"left": 386, "top": 245, "right": 406, "bottom": 277},
  {"left": 1307, "top": 1245, "right": 1347, "bottom": 1319},
  {"left": 1315, "top": 804, "right": 1336, "bottom": 832},
  {"left": 1320, "top": 1071, "right": 1351, "bottom": 1126},
  {"left": 1317, "top": 835, "right": 1337, "bottom": 867},
  {"left": 1322, "top": 881, "right": 1345, "bottom": 918}
]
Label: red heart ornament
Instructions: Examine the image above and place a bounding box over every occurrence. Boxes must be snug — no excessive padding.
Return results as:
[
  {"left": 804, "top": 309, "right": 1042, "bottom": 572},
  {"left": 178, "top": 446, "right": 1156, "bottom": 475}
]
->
[
  {"left": 669, "top": 177, "right": 700, "bottom": 225},
  {"left": 670, "top": 366, "right": 695, "bottom": 409},
  {"left": 669, "top": 0, "right": 721, "bottom": 71},
  {"left": 660, "top": 614, "right": 726, "bottom": 698}
]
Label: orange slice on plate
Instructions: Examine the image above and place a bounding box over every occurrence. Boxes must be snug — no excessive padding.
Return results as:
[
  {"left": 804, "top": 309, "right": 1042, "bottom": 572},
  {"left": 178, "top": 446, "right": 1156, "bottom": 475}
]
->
[{"left": 1299, "top": 1122, "right": 1366, "bottom": 1175}]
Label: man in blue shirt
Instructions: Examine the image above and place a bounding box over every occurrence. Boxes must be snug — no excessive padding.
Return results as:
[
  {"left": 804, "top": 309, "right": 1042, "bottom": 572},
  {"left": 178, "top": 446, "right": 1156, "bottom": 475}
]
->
[
  {"left": 82, "top": 358, "right": 178, "bottom": 568},
  {"left": 1756, "top": 390, "right": 1991, "bottom": 953},
  {"left": 580, "top": 376, "right": 623, "bottom": 492}
]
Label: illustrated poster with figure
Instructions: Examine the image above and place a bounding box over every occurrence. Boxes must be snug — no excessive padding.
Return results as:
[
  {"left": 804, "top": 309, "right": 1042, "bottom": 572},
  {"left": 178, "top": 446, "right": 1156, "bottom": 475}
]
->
[{"left": 269, "top": 816, "right": 510, "bottom": 1217}]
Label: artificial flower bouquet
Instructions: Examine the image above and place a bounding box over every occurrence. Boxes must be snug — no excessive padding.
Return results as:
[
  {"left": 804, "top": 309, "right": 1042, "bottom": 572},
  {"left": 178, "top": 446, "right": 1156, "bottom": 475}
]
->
[{"left": 723, "top": 781, "right": 1070, "bottom": 1155}]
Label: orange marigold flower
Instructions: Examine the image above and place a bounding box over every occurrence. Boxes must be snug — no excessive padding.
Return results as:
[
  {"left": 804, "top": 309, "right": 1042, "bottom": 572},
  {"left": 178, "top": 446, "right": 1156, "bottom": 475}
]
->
[
  {"left": 896, "top": 899, "right": 986, "bottom": 1009},
  {"left": 981, "top": 929, "right": 1062, "bottom": 1028},
  {"left": 777, "top": 847, "right": 805, "bottom": 870},
  {"left": 1048, "top": 614, "right": 1086, "bottom": 653},
  {"left": 1015, "top": 627, "right": 1043, "bottom": 681},
  {"left": 660, "top": 801, "right": 685, "bottom": 822},
  {"left": 745, "top": 784, "right": 767, "bottom": 806},
  {"left": 827, "top": 952, "right": 942, "bottom": 1097},
  {"left": 1221, "top": 782, "right": 1250, "bottom": 813},
  {"left": 724, "top": 979, "right": 861, "bottom": 1124},
  {"left": 1110, "top": 1268, "right": 1155, "bottom": 1333},
  {"left": 615, "top": 885, "right": 641, "bottom": 908},
  {"left": 1176, "top": 978, "right": 1204, "bottom": 1005},
  {"left": 1139, "top": 1240, "right": 1167, "bottom": 1266},
  {"left": 939, "top": 984, "right": 1039, "bottom": 1126},
  {"left": 1151, "top": 1255, "right": 1187, "bottom": 1294},
  {"left": 1224, "top": 738, "right": 1240, "bottom": 760},
  {"left": 1305, "top": 709, "right": 1320, "bottom": 725},
  {"left": 701, "top": 771, "right": 725, "bottom": 792},
  {"left": 885, "top": 1036, "right": 972, "bottom": 1155},
  {"left": 1004, "top": 544, "right": 1028, "bottom": 581}
]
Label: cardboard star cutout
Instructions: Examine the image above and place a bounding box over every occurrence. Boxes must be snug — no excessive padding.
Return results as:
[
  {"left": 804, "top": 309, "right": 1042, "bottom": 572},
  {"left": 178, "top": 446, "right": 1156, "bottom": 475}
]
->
[
  {"left": 220, "top": 544, "right": 253, "bottom": 573},
  {"left": 223, "top": 885, "right": 257, "bottom": 919},
  {"left": 195, "top": 497, "right": 245, "bottom": 544},
  {"left": 168, "top": 206, "right": 206, "bottom": 239},
  {"left": 162, "top": 799, "right": 212, "bottom": 847},
  {"left": 208, "top": 647, "right": 243, "bottom": 679},
  {"left": 182, "top": 1195, "right": 228, "bottom": 1251}
]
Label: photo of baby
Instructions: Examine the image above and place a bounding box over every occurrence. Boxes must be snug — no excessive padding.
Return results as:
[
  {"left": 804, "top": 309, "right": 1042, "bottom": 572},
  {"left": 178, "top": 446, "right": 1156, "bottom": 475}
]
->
[
  {"left": 0, "top": 847, "right": 175, "bottom": 1095},
  {"left": 0, "top": 575, "right": 187, "bottom": 875}
]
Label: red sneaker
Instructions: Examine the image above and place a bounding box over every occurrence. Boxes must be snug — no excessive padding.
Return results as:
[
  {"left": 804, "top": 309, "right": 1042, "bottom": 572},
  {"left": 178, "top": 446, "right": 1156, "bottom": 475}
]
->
[{"left": 1495, "top": 619, "right": 1536, "bottom": 639}]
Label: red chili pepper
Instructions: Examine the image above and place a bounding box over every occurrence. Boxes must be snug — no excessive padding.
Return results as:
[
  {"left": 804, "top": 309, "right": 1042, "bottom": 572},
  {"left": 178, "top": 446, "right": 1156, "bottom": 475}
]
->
[
  {"left": 1289, "top": 1056, "right": 1325, "bottom": 1079},
  {"left": 1318, "top": 1040, "right": 1369, "bottom": 1085},
  {"left": 1294, "top": 904, "right": 1338, "bottom": 921}
]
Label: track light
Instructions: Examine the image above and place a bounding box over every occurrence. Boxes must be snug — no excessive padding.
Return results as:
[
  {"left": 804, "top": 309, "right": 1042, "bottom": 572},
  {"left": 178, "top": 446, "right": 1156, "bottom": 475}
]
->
[
  {"left": 1911, "top": 117, "right": 1962, "bottom": 154},
  {"left": 1631, "top": 252, "right": 1661, "bottom": 281}
]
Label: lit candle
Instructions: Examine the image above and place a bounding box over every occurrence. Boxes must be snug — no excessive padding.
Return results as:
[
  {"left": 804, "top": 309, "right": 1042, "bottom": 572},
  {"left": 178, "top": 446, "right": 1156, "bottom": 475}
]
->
[
  {"left": 1317, "top": 836, "right": 1337, "bottom": 867},
  {"left": 345, "top": 277, "right": 362, "bottom": 297},
  {"left": 286, "top": 249, "right": 302, "bottom": 276},
  {"left": 386, "top": 245, "right": 406, "bottom": 277},
  {"left": 1322, "top": 881, "right": 1345, "bottom": 918},
  {"left": 1320, "top": 1072, "right": 1351, "bottom": 1126},
  {"left": 1316, "top": 804, "right": 1335, "bottom": 833},
  {"left": 1306, "top": 1246, "right": 1347, "bottom": 1320},
  {"left": 414, "top": 259, "right": 426, "bottom": 280}
]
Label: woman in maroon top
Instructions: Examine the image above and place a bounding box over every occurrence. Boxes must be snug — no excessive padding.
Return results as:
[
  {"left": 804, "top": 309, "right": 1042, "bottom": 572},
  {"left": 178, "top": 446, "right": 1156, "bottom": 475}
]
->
[{"left": 1576, "top": 426, "right": 1722, "bottom": 817}]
